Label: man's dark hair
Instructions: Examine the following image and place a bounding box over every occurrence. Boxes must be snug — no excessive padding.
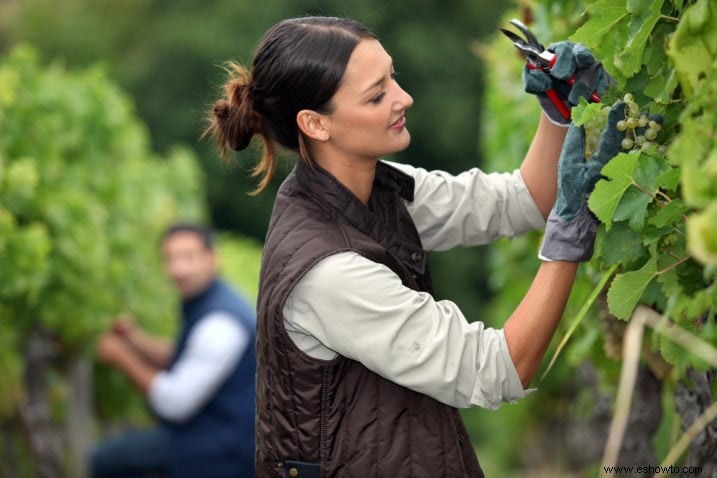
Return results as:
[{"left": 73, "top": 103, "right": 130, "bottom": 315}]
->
[{"left": 161, "top": 223, "right": 216, "bottom": 250}]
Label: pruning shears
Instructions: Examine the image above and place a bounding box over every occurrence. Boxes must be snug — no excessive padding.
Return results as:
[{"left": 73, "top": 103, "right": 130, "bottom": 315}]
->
[{"left": 500, "top": 18, "right": 601, "bottom": 120}]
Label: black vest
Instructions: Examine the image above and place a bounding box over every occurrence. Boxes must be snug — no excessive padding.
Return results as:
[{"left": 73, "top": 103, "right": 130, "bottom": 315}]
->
[{"left": 255, "top": 160, "right": 484, "bottom": 477}]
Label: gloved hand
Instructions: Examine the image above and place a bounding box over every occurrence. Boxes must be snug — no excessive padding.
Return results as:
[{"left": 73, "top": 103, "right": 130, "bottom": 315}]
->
[
  {"left": 539, "top": 101, "right": 625, "bottom": 262},
  {"left": 523, "top": 41, "right": 613, "bottom": 126}
]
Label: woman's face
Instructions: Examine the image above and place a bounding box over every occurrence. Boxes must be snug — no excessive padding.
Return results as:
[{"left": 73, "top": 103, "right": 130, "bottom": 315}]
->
[{"left": 321, "top": 38, "right": 414, "bottom": 163}]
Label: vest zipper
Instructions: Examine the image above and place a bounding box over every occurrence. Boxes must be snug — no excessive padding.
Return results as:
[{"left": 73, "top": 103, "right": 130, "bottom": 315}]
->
[{"left": 319, "top": 366, "right": 330, "bottom": 469}]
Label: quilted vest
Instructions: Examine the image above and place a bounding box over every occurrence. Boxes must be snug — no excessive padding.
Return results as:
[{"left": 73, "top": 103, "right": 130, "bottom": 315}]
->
[{"left": 256, "top": 160, "right": 484, "bottom": 478}]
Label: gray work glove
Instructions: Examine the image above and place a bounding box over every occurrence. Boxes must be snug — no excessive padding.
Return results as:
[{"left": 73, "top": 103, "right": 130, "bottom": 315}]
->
[
  {"left": 539, "top": 101, "right": 625, "bottom": 262},
  {"left": 523, "top": 41, "right": 613, "bottom": 126}
]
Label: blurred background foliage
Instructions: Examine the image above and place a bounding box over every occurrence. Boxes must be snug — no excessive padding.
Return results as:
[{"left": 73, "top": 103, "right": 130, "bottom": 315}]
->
[
  {"left": 0, "top": 0, "right": 514, "bottom": 320},
  {"left": 0, "top": 0, "right": 673, "bottom": 476}
]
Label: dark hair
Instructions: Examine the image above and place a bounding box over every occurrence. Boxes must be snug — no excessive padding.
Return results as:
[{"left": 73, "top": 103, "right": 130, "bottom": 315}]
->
[
  {"left": 161, "top": 223, "right": 216, "bottom": 250},
  {"left": 205, "top": 16, "right": 377, "bottom": 194}
]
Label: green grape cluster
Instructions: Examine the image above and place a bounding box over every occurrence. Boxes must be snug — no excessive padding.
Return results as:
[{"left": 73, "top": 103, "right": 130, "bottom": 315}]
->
[
  {"left": 582, "top": 106, "right": 609, "bottom": 160},
  {"left": 616, "top": 94, "right": 663, "bottom": 154}
]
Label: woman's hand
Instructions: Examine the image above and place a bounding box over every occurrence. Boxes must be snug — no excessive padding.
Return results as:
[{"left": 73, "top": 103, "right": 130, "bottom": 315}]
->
[
  {"left": 523, "top": 41, "right": 613, "bottom": 125},
  {"left": 539, "top": 100, "right": 626, "bottom": 262}
]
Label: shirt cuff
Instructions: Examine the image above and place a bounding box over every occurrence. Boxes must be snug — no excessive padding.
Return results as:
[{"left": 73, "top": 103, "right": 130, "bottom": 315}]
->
[{"left": 469, "top": 328, "right": 535, "bottom": 410}]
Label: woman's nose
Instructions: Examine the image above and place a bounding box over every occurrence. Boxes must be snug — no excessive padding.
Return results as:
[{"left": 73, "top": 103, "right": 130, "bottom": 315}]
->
[{"left": 395, "top": 83, "right": 413, "bottom": 110}]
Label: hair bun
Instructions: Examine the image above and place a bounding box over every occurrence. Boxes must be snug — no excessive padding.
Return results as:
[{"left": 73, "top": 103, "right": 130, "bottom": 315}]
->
[
  {"left": 213, "top": 100, "right": 230, "bottom": 121},
  {"left": 211, "top": 81, "right": 258, "bottom": 152}
]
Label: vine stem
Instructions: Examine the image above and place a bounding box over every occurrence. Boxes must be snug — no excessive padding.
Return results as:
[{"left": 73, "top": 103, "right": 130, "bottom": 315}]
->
[
  {"left": 540, "top": 265, "right": 618, "bottom": 381},
  {"left": 660, "top": 14, "right": 680, "bottom": 22},
  {"left": 656, "top": 190, "right": 673, "bottom": 204},
  {"left": 602, "top": 306, "right": 717, "bottom": 475},
  {"left": 657, "top": 256, "right": 690, "bottom": 275},
  {"left": 631, "top": 180, "right": 669, "bottom": 207},
  {"left": 637, "top": 306, "right": 717, "bottom": 369},
  {"left": 601, "top": 307, "right": 645, "bottom": 475},
  {"left": 631, "top": 182, "right": 688, "bottom": 238},
  {"left": 656, "top": 401, "right": 717, "bottom": 476}
]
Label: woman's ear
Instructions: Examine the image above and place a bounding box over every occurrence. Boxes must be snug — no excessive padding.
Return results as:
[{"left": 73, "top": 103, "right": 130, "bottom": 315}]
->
[{"left": 296, "top": 110, "right": 330, "bottom": 142}]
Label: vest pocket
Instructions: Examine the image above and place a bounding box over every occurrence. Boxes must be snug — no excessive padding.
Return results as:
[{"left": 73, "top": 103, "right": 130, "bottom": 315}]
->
[{"left": 285, "top": 460, "right": 320, "bottom": 478}]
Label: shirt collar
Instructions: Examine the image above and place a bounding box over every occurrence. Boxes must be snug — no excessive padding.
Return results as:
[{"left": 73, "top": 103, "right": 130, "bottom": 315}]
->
[{"left": 292, "top": 160, "right": 427, "bottom": 274}]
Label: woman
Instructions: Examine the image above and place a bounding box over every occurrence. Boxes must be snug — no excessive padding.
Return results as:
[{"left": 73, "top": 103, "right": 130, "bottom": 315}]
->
[{"left": 206, "top": 16, "right": 617, "bottom": 477}]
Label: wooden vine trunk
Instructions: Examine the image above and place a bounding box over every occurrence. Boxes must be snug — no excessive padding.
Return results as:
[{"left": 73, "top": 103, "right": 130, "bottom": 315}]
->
[{"left": 20, "top": 327, "right": 64, "bottom": 478}]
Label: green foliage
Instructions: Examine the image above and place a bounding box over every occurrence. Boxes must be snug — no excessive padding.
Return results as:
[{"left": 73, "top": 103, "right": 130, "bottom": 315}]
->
[
  {"left": 481, "top": 0, "right": 717, "bottom": 473},
  {"left": 607, "top": 256, "right": 658, "bottom": 320},
  {"left": 0, "top": 0, "right": 516, "bottom": 340},
  {"left": 217, "top": 233, "right": 263, "bottom": 303},
  {"left": 0, "top": 44, "right": 206, "bottom": 421},
  {"left": 1, "top": 0, "right": 511, "bottom": 242},
  {"left": 571, "top": 0, "right": 717, "bottom": 367}
]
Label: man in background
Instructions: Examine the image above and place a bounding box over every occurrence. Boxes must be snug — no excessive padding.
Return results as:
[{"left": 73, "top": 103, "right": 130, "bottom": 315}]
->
[{"left": 90, "top": 223, "right": 256, "bottom": 477}]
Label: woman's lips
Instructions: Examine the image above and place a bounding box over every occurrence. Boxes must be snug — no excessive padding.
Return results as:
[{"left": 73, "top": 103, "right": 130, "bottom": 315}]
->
[{"left": 390, "top": 115, "right": 406, "bottom": 129}]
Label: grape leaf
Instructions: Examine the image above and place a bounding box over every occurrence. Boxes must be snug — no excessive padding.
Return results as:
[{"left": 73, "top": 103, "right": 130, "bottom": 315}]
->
[
  {"left": 613, "top": 187, "right": 652, "bottom": 230},
  {"left": 607, "top": 256, "right": 658, "bottom": 320},
  {"left": 595, "top": 221, "right": 645, "bottom": 267},
  {"left": 659, "top": 333, "right": 692, "bottom": 370},
  {"left": 618, "top": 153, "right": 669, "bottom": 229},
  {"left": 656, "top": 166, "right": 681, "bottom": 192},
  {"left": 681, "top": 146, "right": 717, "bottom": 209},
  {"left": 649, "top": 199, "right": 688, "bottom": 228},
  {"left": 645, "top": 68, "right": 679, "bottom": 105},
  {"left": 588, "top": 153, "right": 639, "bottom": 229},
  {"left": 570, "top": 0, "right": 629, "bottom": 84},
  {"left": 633, "top": 154, "right": 668, "bottom": 194},
  {"left": 687, "top": 203, "right": 717, "bottom": 266},
  {"left": 600, "top": 153, "right": 668, "bottom": 230},
  {"left": 614, "top": 0, "right": 665, "bottom": 77},
  {"left": 667, "top": 0, "right": 717, "bottom": 98},
  {"left": 572, "top": 99, "right": 605, "bottom": 127}
]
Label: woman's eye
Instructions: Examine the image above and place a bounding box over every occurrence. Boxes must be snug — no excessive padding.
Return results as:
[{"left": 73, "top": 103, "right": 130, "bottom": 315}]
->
[{"left": 370, "top": 92, "right": 386, "bottom": 104}]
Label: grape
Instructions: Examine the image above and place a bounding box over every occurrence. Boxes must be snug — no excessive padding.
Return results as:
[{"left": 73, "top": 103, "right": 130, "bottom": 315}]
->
[
  {"left": 648, "top": 120, "right": 661, "bottom": 131},
  {"left": 581, "top": 96, "right": 665, "bottom": 159}
]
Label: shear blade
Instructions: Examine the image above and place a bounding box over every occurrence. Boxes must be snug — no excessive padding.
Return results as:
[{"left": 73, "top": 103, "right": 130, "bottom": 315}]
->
[
  {"left": 499, "top": 28, "right": 524, "bottom": 45},
  {"left": 508, "top": 18, "right": 544, "bottom": 51}
]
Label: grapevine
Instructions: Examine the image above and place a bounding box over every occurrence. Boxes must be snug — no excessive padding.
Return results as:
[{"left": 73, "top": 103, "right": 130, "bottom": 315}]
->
[
  {"left": 481, "top": 0, "right": 717, "bottom": 473},
  {"left": 0, "top": 45, "right": 207, "bottom": 474}
]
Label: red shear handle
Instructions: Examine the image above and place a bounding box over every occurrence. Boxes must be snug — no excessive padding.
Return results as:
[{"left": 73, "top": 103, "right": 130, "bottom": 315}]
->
[
  {"left": 527, "top": 62, "right": 572, "bottom": 120},
  {"left": 547, "top": 55, "right": 602, "bottom": 104},
  {"left": 545, "top": 89, "right": 572, "bottom": 120}
]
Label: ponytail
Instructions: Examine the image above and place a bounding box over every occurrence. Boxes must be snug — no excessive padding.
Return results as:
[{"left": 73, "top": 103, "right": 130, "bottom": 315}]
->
[{"left": 205, "top": 62, "right": 276, "bottom": 195}]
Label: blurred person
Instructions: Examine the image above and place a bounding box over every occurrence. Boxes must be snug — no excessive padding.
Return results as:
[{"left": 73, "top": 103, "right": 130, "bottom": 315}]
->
[
  {"left": 90, "top": 223, "right": 256, "bottom": 478},
  {"left": 205, "top": 16, "right": 620, "bottom": 477}
]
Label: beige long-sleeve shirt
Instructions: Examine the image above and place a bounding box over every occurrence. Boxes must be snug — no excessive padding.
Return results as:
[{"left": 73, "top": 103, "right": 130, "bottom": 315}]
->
[{"left": 283, "top": 161, "right": 545, "bottom": 410}]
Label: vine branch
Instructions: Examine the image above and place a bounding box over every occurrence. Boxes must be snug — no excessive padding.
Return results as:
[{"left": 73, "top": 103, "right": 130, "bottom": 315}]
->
[
  {"left": 660, "top": 14, "right": 680, "bottom": 22},
  {"left": 657, "top": 256, "right": 690, "bottom": 275}
]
